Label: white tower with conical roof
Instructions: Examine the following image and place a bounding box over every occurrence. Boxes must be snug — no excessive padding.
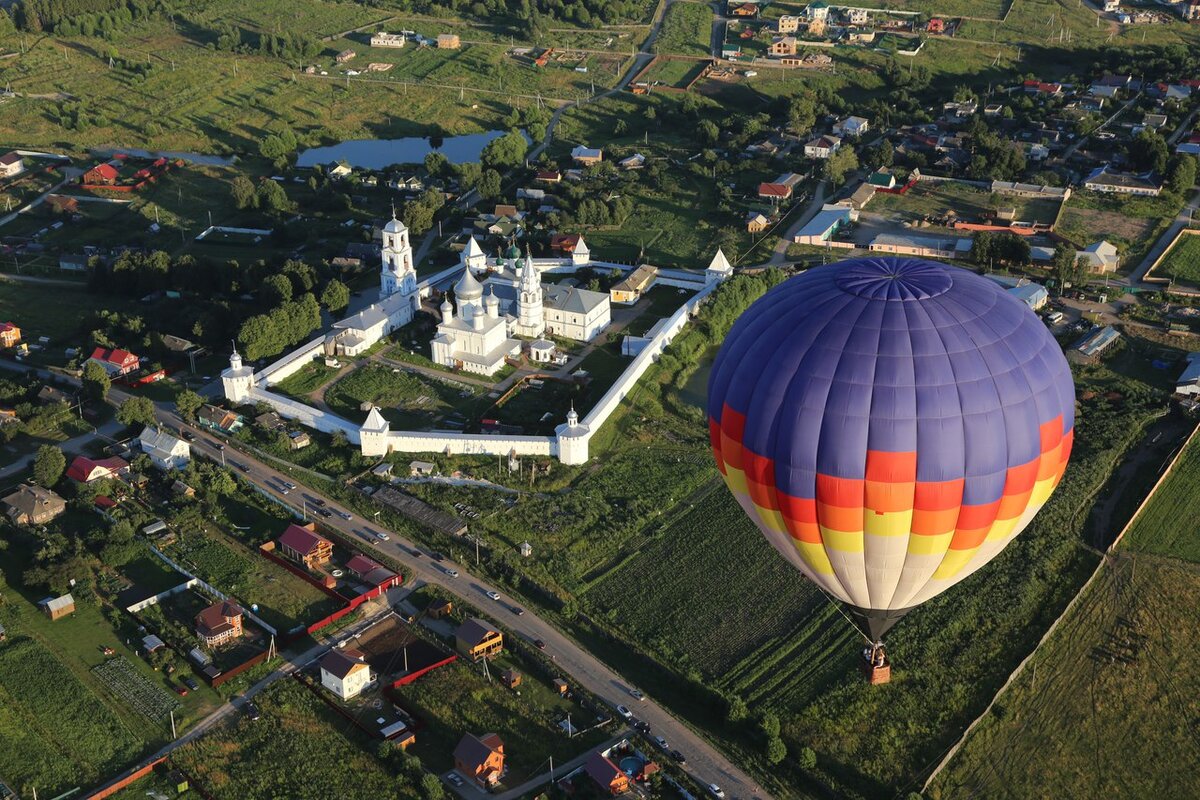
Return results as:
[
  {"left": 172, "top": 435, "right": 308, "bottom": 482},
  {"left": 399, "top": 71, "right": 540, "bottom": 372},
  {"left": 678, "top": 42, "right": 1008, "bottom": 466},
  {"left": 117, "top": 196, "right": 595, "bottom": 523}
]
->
[
  {"left": 571, "top": 236, "right": 590, "bottom": 266},
  {"left": 555, "top": 404, "right": 590, "bottom": 464},
  {"left": 513, "top": 248, "right": 545, "bottom": 337},
  {"left": 221, "top": 347, "right": 256, "bottom": 403},
  {"left": 359, "top": 405, "right": 391, "bottom": 457},
  {"left": 461, "top": 236, "right": 487, "bottom": 271}
]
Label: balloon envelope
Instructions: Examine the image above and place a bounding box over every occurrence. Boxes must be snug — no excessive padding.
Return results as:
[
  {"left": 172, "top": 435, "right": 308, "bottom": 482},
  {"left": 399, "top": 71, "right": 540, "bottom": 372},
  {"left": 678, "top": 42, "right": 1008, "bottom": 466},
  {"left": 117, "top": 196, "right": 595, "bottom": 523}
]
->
[{"left": 707, "top": 258, "right": 1074, "bottom": 637}]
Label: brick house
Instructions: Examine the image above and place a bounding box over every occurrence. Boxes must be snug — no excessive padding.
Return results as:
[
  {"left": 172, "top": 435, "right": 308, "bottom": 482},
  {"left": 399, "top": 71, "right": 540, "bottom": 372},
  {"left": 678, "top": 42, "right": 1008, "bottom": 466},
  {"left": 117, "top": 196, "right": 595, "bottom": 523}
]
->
[
  {"left": 455, "top": 618, "right": 504, "bottom": 660},
  {"left": 195, "top": 600, "right": 244, "bottom": 647},
  {"left": 277, "top": 523, "right": 333, "bottom": 569},
  {"left": 454, "top": 732, "right": 505, "bottom": 789}
]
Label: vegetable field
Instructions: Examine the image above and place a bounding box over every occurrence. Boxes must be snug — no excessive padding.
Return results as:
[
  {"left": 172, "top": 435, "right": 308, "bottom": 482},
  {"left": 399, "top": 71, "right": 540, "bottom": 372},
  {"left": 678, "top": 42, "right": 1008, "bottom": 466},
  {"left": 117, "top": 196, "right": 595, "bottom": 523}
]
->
[
  {"left": 0, "top": 637, "right": 143, "bottom": 795},
  {"left": 93, "top": 657, "right": 181, "bottom": 722}
]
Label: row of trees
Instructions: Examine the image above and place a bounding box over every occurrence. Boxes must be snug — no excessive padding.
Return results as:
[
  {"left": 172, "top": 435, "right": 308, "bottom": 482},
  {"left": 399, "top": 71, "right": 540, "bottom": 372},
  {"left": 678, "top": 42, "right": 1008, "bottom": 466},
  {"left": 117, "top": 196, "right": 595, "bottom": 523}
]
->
[
  {"left": 237, "top": 292, "right": 322, "bottom": 361},
  {"left": 211, "top": 23, "right": 320, "bottom": 63},
  {"left": 9, "top": 0, "right": 158, "bottom": 31}
]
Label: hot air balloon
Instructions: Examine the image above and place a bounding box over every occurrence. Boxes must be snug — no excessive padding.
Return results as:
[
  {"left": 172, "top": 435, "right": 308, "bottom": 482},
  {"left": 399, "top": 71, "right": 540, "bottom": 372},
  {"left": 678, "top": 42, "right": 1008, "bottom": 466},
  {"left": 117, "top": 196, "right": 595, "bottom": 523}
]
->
[{"left": 707, "top": 257, "right": 1074, "bottom": 680}]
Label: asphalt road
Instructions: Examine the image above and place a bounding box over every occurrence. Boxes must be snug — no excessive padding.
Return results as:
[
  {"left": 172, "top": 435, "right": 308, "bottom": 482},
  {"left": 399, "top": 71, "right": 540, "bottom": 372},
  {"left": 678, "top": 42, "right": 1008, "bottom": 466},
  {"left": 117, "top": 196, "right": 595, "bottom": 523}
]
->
[{"left": 164, "top": 410, "right": 768, "bottom": 799}]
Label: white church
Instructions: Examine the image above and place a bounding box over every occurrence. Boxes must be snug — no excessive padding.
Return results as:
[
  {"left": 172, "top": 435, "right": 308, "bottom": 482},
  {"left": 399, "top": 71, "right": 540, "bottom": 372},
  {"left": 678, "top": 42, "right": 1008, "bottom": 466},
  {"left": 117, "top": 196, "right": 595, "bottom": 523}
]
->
[
  {"left": 328, "top": 213, "right": 420, "bottom": 357},
  {"left": 428, "top": 239, "right": 611, "bottom": 376}
]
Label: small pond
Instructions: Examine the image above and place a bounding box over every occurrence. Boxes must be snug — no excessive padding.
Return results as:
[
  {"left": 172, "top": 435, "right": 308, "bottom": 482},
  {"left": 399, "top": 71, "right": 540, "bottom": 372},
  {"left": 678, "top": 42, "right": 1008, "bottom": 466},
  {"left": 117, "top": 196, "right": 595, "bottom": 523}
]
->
[{"left": 295, "top": 130, "right": 530, "bottom": 170}]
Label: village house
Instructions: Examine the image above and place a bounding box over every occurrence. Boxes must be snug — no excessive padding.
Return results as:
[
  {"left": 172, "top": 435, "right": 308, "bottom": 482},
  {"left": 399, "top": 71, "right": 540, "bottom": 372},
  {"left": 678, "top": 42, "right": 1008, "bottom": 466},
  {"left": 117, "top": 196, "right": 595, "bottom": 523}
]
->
[
  {"left": 288, "top": 430, "right": 312, "bottom": 450},
  {"left": 197, "top": 404, "right": 244, "bottom": 434},
  {"left": 327, "top": 161, "right": 353, "bottom": 180},
  {"left": 428, "top": 598, "right": 453, "bottom": 618},
  {"left": 846, "top": 7, "right": 869, "bottom": 24},
  {"left": 536, "top": 169, "right": 562, "bottom": 183},
  {"left": 456, "top": 618, "right": 504, "bottom": 660},
  {"left": 806, "top": 0, "right": 830, "bottom": 21},
  {"left": 0, "top": 152, "right": 24, "bottom": 178},
  {"left": 571, "top": 145, "right": 604, "bottom": 166},
  {"left": 0, "top": 322, "right": 20, "bottom": 348},
  {"left": 926, "top": 17, "right": 945, "bottom": 33},
  {"left": 277, "top": 523, "right": 334, "bottom": 569},
  {"left": 138, "top": 427, "right": 191, "bottom": 471},
  {"left": 66, "top": 455, "right": 128, "bottom": 484},
  {"left": 776, "top": 14, "right": 801, "bottom": 32},
  {"left": 757, "top": 182, "right": 793, "bottom": 201},
  {"left": 195, "top": 600, "right": 244, "bottom": 648},
  {"left": 82, "top": 163, "right": 120, "bottom": 185},
  {"left": 37, "top": 385, "right": 74, "bottom": 405},
  {"left": 1077, "top": 239, "right": 1120, "bottom": 273},
  {"left": 370, "top": 32, "right": 406, "bottom": 48},
  {"left": 869, "top": 232, "right": 973, "bottom": 260},
  {"left": 4, "top": 484, "right": 67, "bottom": 526},
  {"left": 320, "top": 647, "right": 374, "bottom": 700},
  {"left": 793, "top": 205, "right": 853, "bottom": 246},
  {"left": 610, "top": 265, "right": 659, "bottom": 305},
  {"left": 454, "top": 733, "right": 506, "bottom": 789},
  {"left": 746, "top": 211, "right": 771, "bottom": 232},
  {"left": 344, "top": 554, "right": 401, "bottom": 589},
  {"left": 87, "top": 346, "right": 140, "bottom": 376},
  {"left": 769, "top": 36, "right": 798, "bottom": 57},
  {"left": 833, "top": 116, "right": 870, "bottom": 138},
  {"left": 804, "top": 134, "right": 842, "bottom": 159},
  {"left": 585, "top": 750, "right": 632, "bottom": 796},
  {"left": 1083, "top": 166, "right": 1162, "bottom": 197},
  {"left": 59, "top": 254, "right": 90, "bottom": 272},
  {"left": 335, "top": 48, "right": 356, "bottom": 63},
  {"left": 38, "top": 594, "right": 76, "bottom": 621},
  {"left": 728, "top": 2, "right": 759, "bottom": 16}
]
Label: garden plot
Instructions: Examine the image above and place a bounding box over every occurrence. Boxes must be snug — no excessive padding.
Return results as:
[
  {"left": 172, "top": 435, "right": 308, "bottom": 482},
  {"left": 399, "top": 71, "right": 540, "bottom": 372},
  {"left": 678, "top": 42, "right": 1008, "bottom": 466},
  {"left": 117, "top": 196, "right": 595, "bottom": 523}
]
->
[{"left": 93, "top": 657, "right": 182, "bottom": 722}]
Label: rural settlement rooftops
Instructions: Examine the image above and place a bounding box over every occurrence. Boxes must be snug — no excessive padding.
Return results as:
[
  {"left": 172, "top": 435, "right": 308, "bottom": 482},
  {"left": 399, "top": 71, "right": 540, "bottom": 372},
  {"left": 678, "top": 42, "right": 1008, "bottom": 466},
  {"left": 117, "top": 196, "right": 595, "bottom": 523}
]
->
[
  {"left": 320, "top": 646, "right": 368, "bottom": 679},
  {"left": 277, "top": 523, "right": 332, "bottom": 556}
]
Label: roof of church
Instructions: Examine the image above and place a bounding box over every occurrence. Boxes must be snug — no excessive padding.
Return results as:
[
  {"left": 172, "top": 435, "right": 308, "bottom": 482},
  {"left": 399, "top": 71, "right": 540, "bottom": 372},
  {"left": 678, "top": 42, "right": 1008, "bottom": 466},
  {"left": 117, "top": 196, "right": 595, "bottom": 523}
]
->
[
  {"left": 543, "top": 283, "right": 609, "bottom": 316},
  {"left": 463, "top": 236, "right": 484, "bottom": 258},
  {"left": 455, "top": 267, "right": 484, "bottom": 301},
  {"left": 383, "top": 214, "right": 406, "bottom": 234},
  {"left": 362, "top": 406, "right": 389, "bottom": 433}
]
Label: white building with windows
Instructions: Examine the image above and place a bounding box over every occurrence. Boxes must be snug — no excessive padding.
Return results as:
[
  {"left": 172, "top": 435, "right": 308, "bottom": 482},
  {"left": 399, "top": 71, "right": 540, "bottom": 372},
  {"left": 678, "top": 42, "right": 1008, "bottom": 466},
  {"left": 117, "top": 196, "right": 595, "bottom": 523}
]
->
[
  {"left": 542, "top": 283, "right": 610, "bottom": 342},
  {"left": 511, "top": 250, "right": 546, "bottom": 338},
  {"left": 320, "top": 647, "right": 374, "bottom": 700},
  {"left": 430, "top": 268, "right": 521, "bottom": 375},
  {"left": 138, "top": 427, "right": 191, "bottom": 471}
]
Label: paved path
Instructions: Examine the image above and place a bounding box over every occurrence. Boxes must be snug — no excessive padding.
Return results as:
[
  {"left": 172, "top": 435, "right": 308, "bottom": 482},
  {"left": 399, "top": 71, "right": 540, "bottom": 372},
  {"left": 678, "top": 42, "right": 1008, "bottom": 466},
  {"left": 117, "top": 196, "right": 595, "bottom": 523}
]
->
[
  {"left": 767, "top": 179, "right": 827, "bottom": 264},
  {"left": 160, "top": 409, "right": 767, "bottom": 800},
  {"left": 1126, "top": 187, "right": 1200, "bottom": 284},
  {"left": 0, "top": 417, "right": 123, "bottom": 480}
]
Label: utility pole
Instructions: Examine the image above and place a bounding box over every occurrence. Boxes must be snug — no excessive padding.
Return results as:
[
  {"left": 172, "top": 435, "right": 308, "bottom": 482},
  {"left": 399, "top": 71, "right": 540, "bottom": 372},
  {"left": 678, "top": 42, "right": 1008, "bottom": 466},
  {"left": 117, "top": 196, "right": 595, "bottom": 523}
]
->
[{"left": 170, "top": 709, "right": 177, "bottom": 739}]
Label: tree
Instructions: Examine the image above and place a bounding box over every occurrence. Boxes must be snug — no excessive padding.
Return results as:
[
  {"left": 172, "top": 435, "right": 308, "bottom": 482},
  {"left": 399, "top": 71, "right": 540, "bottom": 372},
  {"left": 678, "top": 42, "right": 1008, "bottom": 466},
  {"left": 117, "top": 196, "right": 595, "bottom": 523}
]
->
[
  {"left": 1167, "top": 154, "right": 1197, "bottom": 196},
  {"left": 421, "top": 773, "right": 445, "bottom": 800},
  {"left": 256, "top": 179, "right": 291, "bottom": 212},
  {"left": 1128, "top": 129, "right": 1168, "bottom": 174},
  {"left": 117, "top": 396, "right": 157, "bottom": 428},
  {"left": 480, "top": 130, "right": 528, "bottom": 171},
  {"left": 262, "top": 273, "right": 293, "bottom": 305},
  {"left": 476, "top": 169, "right": 503, "bottom": 200},
  {"left": 726, "top": 695, "right": 749, "bottom": 723},
  {"left": 766, "top": 736, "right": 787, "bottom": 765},
  {"left": 231, "top": 175, "right": 257, "bottom": 210},
  {"left": 698, "top": 119, "right": 720, "bottom": 147},
  {"left": 175, "top": 389, "right": 203, "bottom": 421},
  {"left": 424, "top": 151, "right": 449, "bottom": 178},
  {"left": 1051, "top": 241, "right": 1086, "bottom": 290},
  {"left": 759, "top": 711, "right": 780, "bottom": 739},
  {"left": 824, "top": 147, "right": 859, "bottom": 186},
  {"left": 81, "top": 360, "right": 111, "bottom": 401},
  {"left": 33, "top": 445, "right": 65, "bottom": 487},
  {"left": 797, "top": 747, "right": 817, "bottom": 770},
  {"left": 321, "top": 279, "right": 350, "bottom": 311},
  {"left": 786, "top": 94, "right": 817, "bottom": 136}
]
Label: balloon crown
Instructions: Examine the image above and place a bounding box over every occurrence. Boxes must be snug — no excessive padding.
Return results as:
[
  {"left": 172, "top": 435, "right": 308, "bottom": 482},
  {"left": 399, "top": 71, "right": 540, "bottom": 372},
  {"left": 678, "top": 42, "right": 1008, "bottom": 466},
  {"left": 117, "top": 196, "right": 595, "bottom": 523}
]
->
[{"left": 835, "top": 258, "right": 953, "bottom": 301}]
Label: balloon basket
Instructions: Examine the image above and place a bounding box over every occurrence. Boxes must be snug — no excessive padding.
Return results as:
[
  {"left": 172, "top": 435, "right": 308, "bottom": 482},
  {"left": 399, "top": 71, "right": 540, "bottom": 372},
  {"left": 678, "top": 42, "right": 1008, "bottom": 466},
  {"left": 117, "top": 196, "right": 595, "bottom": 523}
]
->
[{"left": 861, "top": 645, "right": 891, "bottom": 685}]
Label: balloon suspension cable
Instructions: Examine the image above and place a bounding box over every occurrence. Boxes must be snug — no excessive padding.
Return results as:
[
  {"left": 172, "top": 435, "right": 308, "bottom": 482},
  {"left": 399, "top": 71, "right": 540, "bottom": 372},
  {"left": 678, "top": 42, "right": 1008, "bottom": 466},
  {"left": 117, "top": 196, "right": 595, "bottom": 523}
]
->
[{"left": 815, "top": 586, "right": 875, "bottom": 646}]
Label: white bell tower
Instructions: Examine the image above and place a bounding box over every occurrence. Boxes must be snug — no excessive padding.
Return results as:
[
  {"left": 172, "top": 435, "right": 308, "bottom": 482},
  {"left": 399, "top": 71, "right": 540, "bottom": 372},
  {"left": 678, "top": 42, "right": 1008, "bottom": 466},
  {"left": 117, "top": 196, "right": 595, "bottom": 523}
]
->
[
  {"left": 514, "top": 247, "right": 545, "bottom": 338},
  {"left": 380, "top": 210, "right": 415, "bottom": 299},
  {"left": 221, "top": 346, "right": 256, "bottom": 403}
]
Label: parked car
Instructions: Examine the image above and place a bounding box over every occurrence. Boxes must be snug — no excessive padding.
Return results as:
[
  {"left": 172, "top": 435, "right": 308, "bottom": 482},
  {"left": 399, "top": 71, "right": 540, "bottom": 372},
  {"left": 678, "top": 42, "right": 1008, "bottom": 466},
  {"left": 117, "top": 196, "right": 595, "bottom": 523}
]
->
[
  {"left": 486, "top": 590, "right": 501, "bottom": 601},
  {"left": 629, "top": 688, "right": 644, "bottom": 701},
  {"left": 535, "top": 639, "right": 546, "bottom": 650},
  {"left": 634, "top": 720, "right": 651, "bottom": 735},
  {"left": 244, "top": 701, "right": 261, "bottom": 721},
  {"left": 181, "top": 430, "right": 196, "bottom": 441},
  {"left": 510, "top": 606, "right": 524, "bottom": 616},
  {"left": 444, "top": 567, "right": 459, "bottom": 578},
  {"left": 316, "top": 507, "right": 332, "bottom": 518},
  {"left": 432, "top": 551, "right": 445, "bottom": 561},
  {"left": 654, "top": 736, "right": 669, "bottom": 751},
  {"left": 282, "top": 480, "right": 297, "bottom": 490},
  {"left": 616, "top": 705, "right": 633, "bottom": 720},
  {"left": 174, "top": 684, "right": 189, "bottom": 696},
  {"left": 707, "top": 784, "right": 725, "bottom": 799},
  {"left": 446, "top": 773, "right": 464, "bottom": 787},
  {"left": 670, "top": 750, "right": 686, "bottom": 764},
  {"left": 210, "top": 439, "right": 224, "bottom": 450},
  {"left": 335, "top": 510, "right": 352, "bottom": 521},
  {"left": 182, "top": 676, "right": 200, "bottom": 691}
]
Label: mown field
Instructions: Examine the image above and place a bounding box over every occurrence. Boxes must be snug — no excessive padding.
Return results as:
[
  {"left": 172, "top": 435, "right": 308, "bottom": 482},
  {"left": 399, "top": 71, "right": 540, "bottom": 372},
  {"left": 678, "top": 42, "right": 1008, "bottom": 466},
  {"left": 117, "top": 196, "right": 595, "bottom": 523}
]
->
[
  {"left": 1152, "top": 232, "right": 1200, "bottom": 287},
  {"left": 324, "top": 361, "right": 491, "bottom": 429},
  {"left": 870, "top": 180, "right": 1063, "bottom": 226},
  {"left": 171, "top": 679, "right": 421, "bottom": 798},
  {"left": 1117, "top": 427, "right": 1200, "bottom": 562},
  {"left": 931, "top": 554, "right": 1200, "bottom": 799}
]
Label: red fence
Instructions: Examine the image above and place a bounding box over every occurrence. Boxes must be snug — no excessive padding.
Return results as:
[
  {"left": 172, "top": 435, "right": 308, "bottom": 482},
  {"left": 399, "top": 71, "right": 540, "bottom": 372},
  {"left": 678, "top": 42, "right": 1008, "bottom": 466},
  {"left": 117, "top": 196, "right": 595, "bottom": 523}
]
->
[
  {"left": 84, "top": 757, "right": 167, "bottom": 800},
  {"left": 392, "top": 653, "right": 457, "bottom": 686}
]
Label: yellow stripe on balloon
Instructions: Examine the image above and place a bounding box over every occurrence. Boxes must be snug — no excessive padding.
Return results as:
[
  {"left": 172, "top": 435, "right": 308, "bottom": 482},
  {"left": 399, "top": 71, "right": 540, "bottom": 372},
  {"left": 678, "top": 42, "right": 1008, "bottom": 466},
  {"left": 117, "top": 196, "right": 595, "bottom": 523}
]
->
[
  {"left": 752, "top": 503, "right": 788, "bottom": 535},
  {"left": 984, "top": 513, "right": 1020, "bottom": 542},
  {"left": 907, "top": 531, "right": 954, "bottom": 556},
  {"left": 722, "top": 463, "right": 749, "bottom": 496},
  {"left": 1029, "top": 475, "right": 1056, "bottom": 506},
  {"left": 932, "top": 547, "right": 976, "bottom": 579},
  {"left": 864, "top": 508, "right": 914, "bottom": 537},
  {"left": 796, "top": 541, "right": 835, "bottom": 574},
  {"left": 820, "top": 526, "right": 865, "bottom": 553}
]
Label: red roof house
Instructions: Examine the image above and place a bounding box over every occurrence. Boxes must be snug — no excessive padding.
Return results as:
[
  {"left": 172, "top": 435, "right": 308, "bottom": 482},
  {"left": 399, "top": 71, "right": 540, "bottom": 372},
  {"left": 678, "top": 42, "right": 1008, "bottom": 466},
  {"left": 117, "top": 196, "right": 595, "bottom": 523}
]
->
[
  {"left": 67, "top": 455, "right": 129, "bottom": 483},
  {"left": 757, "top": 182, "right": 793, "bottom": 200},
  {"left": 276, "top": 523, "right": 333, "bottom": 569},
  {"left": 195, "top": 600, "right": 244, "bottom": 647},
  {"left": 927, "top": 17, "right": 945, "bottom": 33},
  {"left": 83, "top": 163, "right": 120, "bottom": 185},
  {"left": 550, "top": 233, "right": 582, "bottom": 253},
  {"left": 345, "top": 553, "right": 401, "bottom": 588},
  {"left": 535, "top": 170, "right": 561, "bottom": 183},
  {"left": 584, "top": 751, "right": 631, "bottom": 796},
  {"left": 87, "top": 347, "right": 140, "bottom": 376}
]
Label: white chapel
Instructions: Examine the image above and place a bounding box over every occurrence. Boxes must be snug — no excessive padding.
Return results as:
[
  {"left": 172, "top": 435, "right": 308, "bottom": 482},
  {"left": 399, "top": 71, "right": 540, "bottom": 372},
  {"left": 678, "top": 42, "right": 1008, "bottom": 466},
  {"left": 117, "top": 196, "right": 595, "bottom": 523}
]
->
[{"left": 430, "top": 268, "right": 521, "bottom": 376}]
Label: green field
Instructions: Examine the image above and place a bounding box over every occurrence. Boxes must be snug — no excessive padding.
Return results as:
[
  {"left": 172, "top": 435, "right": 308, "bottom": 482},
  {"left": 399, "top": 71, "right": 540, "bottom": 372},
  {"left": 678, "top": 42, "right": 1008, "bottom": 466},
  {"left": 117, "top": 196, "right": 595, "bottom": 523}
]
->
[
  {"left": 1152, "top": 231, "right": 1200, "bottom": 287},
  {"left": 272, "top": 360, "right": 342, "bottom": 398},
  {"left": 161, "top": 525, "right": 342, "bottom": 632},
  {"left": 0, "top": 279, "right": 130, "bottom": 343},
  {"left": 1055, "top": 190, "right": 1184, "bottom": 270},
  {"left": 653, "top": 2, "right": 713, "bottom": 57},
  {"left": 1117, "top": 427, "right": 1200, "bottom": 562},
  {"left": 323, "top": 361, "right": 490, "bottom": 429},
  {"left": 931, "top": 555, "right": 1200, "bottom": 799},
  {"left": 869, "top": 180, "right": 1063, "bottom": 226},
  {"left": 171, "top": 679, "right": 421, "bottom": 798},
  {"left": 868, "top": 0, "right": 1010, "bottom": 18}
]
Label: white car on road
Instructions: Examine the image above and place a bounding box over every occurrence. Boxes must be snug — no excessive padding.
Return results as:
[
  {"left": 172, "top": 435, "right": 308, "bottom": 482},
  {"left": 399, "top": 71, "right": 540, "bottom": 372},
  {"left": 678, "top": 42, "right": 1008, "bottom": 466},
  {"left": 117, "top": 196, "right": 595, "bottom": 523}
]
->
[
  {"left": 616, "top": 705, "right": 633, "bottom": 720},
  {"left": 444, "top": 567, "right": 459, "bottom": 578},
  {"left": 486, "top": 590, "right": 501, "bottom": 601},
  {"left": 374, "top": 531, "right": 390, "bottom": 542}
]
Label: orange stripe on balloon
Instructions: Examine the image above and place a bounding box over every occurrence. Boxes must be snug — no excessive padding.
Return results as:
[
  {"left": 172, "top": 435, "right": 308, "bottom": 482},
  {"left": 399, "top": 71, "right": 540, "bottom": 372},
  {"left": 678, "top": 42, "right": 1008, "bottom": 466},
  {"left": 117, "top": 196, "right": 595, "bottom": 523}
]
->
[
  {"left": 1039, "top": 415, "right": 1063, "bottom": 451},
  {"left": 865, "top": 479, "right": 915, "bottom": 514},
  {"left": 865, "top": 450, "right": 917, "bottom": 483},
  {"left": 815, "top": 474, "right": 865, "bottom": 508},
  {"left": 778, "top": 493, "right": 818, "bottom": 524},
  {"left": 949, "top": 524, "right": 990, "bottom": 551},
  {"left": 911, "top": 505, "right": 960, "bottom": 536},
  {"left": 913, "top": 478, "right": 964, "bottom": 511},
  {"left": 816, "top": 501, "right": 864, "bottom": 533},
  {"left": 1003, "top": 457, "right": 1039, "bottom": 495}
]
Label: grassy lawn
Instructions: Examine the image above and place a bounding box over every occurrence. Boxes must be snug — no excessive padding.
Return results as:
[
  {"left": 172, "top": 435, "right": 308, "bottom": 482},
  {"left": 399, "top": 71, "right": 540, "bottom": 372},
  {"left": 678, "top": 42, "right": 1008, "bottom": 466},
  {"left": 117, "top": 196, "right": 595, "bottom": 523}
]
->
[
  {"left": 930, "top": 555, "right": 1200, "bottom": 799},
  {"left": 640, "top": 55, "right": 708, "bottom": 88},
  {"left": 272, "top": 360, "right": 342, "bottom": 399},
  {"left": 1117, "top": 426, "right": 1200, "bottom": 562},
  {"left": 171, "top": 679, "right": 421, "bottom": 799},
  {"left": 390, "top": 658, "right": 607, "bottom": 784},
  {"left": 160, "top": 523, "right": 343, "bottom": 632},
  {"left": 868, "top": 0, "right": 1010, "bottom": 17},
  {"left": 324, "top": 361, "right": 491, "bottom": 430},
  {"left": 654, "top": 2, "right": 713, "bottom": 57},
  {"left": 870, "top": 180, "right": 1063, "bottom": 226},
  {"left": 1055, "top": 190, "right": 1184, "bottom": 270},
  {"left": 1152, "top": 231, "right": 1200, "bottom": 286},
  {"left": 489, "top": 377, "right": 582, "bottom": 435},
  {"left": 0, "top": 280, "right": 131, "bottom": 343}
]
